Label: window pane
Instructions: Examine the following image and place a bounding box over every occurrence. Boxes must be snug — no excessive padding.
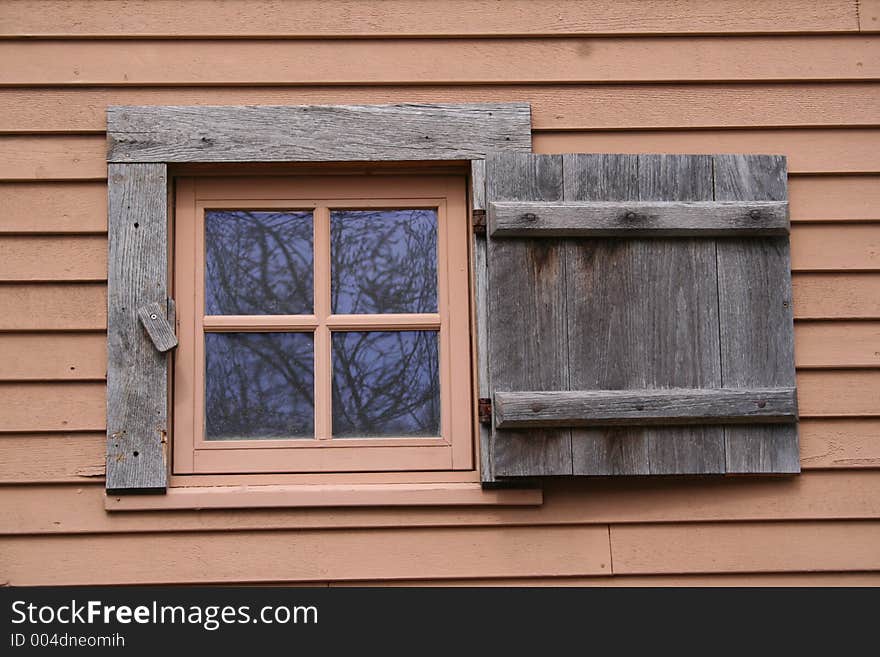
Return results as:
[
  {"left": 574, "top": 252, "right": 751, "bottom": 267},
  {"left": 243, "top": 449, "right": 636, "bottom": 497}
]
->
[
  {"left": 205, "top": 210, "right": 313, "bottom": 315},
  {"left": 331, "top": 209, "right": 438, "bottom": 314},
  {"left": 205, "top": 332, "right": 314, "bottom": 440},
  {"left": 332, "top": 331, "right": 440, "bottom": 438}
]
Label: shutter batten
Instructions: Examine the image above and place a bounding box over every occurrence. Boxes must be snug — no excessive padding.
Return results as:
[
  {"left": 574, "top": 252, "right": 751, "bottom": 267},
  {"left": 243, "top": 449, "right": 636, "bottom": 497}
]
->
[{"left": 488, "top": 200, "right": 790, "bottom": 237}]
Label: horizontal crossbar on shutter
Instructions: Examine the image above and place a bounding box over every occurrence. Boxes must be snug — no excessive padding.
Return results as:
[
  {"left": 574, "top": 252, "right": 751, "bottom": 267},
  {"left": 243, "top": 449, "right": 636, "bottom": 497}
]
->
[
  {"left": 494, "top": 388, "right": 798, "bottom": 429},
  {"left": 488, "top": 200, "right": 789, "bottom": 237}
]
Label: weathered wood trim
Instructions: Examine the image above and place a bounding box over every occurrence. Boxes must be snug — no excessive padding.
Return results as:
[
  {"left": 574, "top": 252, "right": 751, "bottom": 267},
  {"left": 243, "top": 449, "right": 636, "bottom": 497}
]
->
[
  {"left": 104, "top": 102, "right": 534, "bottom": 492},
  {"left": 494, "top": 388, "right": 798, "bottom": 429},
  {"left": 489, "top": 200, "right": 789, "bottom": 237},
  {"left": 137, "top": 301, "right": 177, "bottom": 353},
  {"left": 107, "top": 104, "right": 532, "bottom": 163},
  {"left": 106, "top": 162, "right": 169, "bottom": 493}
]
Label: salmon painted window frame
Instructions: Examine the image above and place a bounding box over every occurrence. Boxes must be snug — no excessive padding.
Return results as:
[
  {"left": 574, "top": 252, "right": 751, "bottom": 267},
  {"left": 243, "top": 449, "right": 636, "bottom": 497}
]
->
[
  {"left": 174, "top": 174, "right": 472, "bottom": 475},
  {"left": 104, "top": 103, "right": 540, "bottom": 509}
]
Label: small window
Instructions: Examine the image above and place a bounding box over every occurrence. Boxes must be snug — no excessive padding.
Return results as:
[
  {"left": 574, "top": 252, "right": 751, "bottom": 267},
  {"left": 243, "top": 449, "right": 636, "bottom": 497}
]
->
[{"left": 173, "top": 174, "right": 473, "bottom": 475}]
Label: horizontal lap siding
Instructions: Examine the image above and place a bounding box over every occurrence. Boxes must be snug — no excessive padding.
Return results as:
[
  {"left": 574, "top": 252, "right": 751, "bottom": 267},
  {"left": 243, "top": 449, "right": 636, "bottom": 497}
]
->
[
  {"left": 0, "top": 4, "right": 878, "bottom": 585},
  {"left": 0, "top": 1, "right": 863, "bottom": 37}
]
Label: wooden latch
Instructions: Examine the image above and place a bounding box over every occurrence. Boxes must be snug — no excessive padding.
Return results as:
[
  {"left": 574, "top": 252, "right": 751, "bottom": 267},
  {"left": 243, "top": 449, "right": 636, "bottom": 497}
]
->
[{"left": 138, "top": 300, "right": 178, "bottom": 353}]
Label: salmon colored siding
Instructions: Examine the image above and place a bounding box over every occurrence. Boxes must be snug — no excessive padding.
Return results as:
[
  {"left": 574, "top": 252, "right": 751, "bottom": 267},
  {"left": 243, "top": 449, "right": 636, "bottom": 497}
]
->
[{"left": 1, "top": 0, "right": 879, "bottom": 586}]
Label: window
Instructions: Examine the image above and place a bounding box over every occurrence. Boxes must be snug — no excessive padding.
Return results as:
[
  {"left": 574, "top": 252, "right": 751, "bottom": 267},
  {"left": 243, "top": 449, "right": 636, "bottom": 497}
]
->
[
  {"left": 105, "top": 103, "right": 796, "bottom": 500},
  {"left": 173, "top": 174, "right": 473, "bottom": 475}
]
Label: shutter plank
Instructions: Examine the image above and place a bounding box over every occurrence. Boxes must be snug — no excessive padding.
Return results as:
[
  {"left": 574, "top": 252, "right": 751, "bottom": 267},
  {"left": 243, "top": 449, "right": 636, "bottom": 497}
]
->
[
  {"left": 487, "top": 153, "right": 571, "bottom": 476},
  {"left": 106, "top": 163, "right": 169, "bottom": 492},
  {"left": 714, "top": 154, "right": 800, "bottom": 473},
  {"left": 472, "top": 160, "right": 493, "bottom": 482},
  {"left": 566, "top": 154, "right": 726, "bottom": 475}
]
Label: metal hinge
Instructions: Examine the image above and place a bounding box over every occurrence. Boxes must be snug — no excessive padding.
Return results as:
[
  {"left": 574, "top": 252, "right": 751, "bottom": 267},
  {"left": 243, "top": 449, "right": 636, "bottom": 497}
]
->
[
  {"left": 478, "top": 397, "right": 492, "bottom": 425},
  {"left": 472, "top": 209, "right": 486, "bottom": 235}
]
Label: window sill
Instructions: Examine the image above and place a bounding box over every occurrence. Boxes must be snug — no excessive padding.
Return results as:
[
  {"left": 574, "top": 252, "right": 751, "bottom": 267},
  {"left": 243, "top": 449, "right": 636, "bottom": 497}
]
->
[{"left": 104, "top": 483, "right": 542, "bottom": 511}]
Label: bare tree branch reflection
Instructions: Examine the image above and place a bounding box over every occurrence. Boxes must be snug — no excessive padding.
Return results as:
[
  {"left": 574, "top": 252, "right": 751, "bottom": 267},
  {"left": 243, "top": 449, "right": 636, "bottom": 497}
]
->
[
  {"left": 206, "top": 333, "right": 314, "bottom": 440},
  {"left": 203, "top": 208, "right": 442, "bottom": 440},
  {"left": 205, "top": 210, "right": 313, "bottom": 315},
  {"left": 331, "top": 209, "right": 437, "bottom": 314},
  {"left": 332, "top": 331, "right": 440, "bottom": 437}
]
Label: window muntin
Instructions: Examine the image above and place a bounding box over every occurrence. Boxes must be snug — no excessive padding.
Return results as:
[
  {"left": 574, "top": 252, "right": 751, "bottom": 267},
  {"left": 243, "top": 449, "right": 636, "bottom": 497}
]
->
[{"left": 173, "top": 174, "right": 473, "bottom": 475}]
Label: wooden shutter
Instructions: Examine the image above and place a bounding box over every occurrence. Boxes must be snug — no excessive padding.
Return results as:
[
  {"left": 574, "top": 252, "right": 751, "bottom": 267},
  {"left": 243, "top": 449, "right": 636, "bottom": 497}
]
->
[{"left": 483, "top": 152, "right": 799, "bottom": 480}]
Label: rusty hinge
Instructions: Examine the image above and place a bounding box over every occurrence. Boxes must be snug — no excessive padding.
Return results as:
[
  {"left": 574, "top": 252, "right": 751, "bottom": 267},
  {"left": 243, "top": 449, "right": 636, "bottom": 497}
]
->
[
  {"left": 478, "top": 397, "right": 492, "bottom": 425},
  {"left": 472, "top": 209, "right": 486, "bottom": 235}
]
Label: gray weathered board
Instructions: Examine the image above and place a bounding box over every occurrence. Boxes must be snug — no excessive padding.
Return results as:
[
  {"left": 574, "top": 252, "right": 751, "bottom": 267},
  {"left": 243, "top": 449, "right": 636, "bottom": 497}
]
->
[
  {"left": 107, "top": 103, "right": 532, "bottom": 163},
  {"left": 485, "top": 152, "right": 799, "bottom": 478},
  {"left": 137, "top": 301, "right": 178, "bottom": 353},
  {"left": 488, "top": 200, "right": 789, "bottom": 237},
  {"left": 487, "top": 153, "right": 572, "bottom": 477},
  {"left": 494, "top": 388, "right": 798, "bottom": 428},
  {"left": 714, "top": 155, "right": 800, "bottom": 473},
  {"left": 106, "top": 163, "right": 170, "bottom": 493}
]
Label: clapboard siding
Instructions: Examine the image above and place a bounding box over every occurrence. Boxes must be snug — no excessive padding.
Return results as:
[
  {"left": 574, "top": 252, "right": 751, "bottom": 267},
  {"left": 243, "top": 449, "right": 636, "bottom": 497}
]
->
[
  {"left": 0, "top": 236, "right": 107, "bottom": 281},
  {"left": 789, "top": 176, "right": 880, "bottom": 222},
  {"left": 0, "top": 333, "right": 106, "bottom": 380},
  {"left": 6, "top": 131, "right": 880, "bottom": 182},
  {"left": 1, "top": 274, "right": 876, "bottom": 332},
  {"left": 790, "top": 225, "right": 880, "bottom": 271},
  {"left": 1, "top": 177, "right": 876, "bottom": 233},
  {"left": 0, "top": 2, "right": 877, "bottom": 585},
  {"left": 4, "top": 470, "right": 880, "bottom": 533},
  {"left": 0, "top": 526, "right": 613, "bottom": 585},
  {"left": 335, "top": 573, "right": 880, "bottom": 586},
  {"left": 1, "top": 1, "right": 862, "bottom": 37},
  {"left": 0, "top": 284, "right": 106, "bottom": 330},
  {"left": 0, "top": 382, "right": 106, "bottom": 432},
  {"left": 0, "top": 435, "right": 106, "bottom": 483},
  {"left": 611, "top": 521, "right": 880, "bottom": 574},
  {"left": 1, "top": 371, "right": 875, "bottom": 435},
  {"left": 2, "top": 418, "right": 877, "bottom": 486},
  {"left": 4, "top": 85, "right": 880, "bottom": 133},
  {"left": 2, "top": 323, "right": 878, "bottom": 382},
  {"left": 795, "top": 322, "right": 880, "bottom": 368},
  {"left": 0, "top": 182, "right": 107, "bottom": 233},
  {"left": 3, "top": 225, "right": 874, "bottom": 282},
  {"left": 535, "top": 129, "right": 880, "bottom": 174},
  {"left": 2, "top": 38, "right": 876, "bottom": 86},
  {"left": 792, "top": 274, "right": 880, "bottom": 318},
  {"left": 1, "top": 521, "right": 877, "bottom": 584}
]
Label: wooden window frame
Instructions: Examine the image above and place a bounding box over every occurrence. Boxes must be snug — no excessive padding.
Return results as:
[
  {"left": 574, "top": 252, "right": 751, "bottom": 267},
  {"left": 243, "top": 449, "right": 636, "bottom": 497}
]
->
[
  {"left": 173, "top": 174, "right": 473, "bottom": 475},
  {"left": 105, "top": 102, "right": 536, "bottom": 507}
]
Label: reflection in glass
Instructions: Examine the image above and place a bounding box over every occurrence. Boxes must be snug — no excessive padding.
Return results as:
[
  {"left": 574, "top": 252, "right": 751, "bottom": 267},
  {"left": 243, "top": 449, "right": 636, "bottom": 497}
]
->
[
  {"left": 331, "top": 209, "right": 437, "bottom": 314},
  {"left": 332, "top": 331, "right": 440, "bottom": 438},
  {"left": 205, "top": 332, "right": 314, "bottom": 440},
  {"left": 205, "top": 210, "right": 313, "bottom": 315}
]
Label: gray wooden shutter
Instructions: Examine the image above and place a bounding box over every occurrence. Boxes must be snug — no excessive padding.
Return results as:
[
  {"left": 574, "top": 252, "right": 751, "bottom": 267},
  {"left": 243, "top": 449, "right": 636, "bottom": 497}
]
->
[{"left": 483, "top": 152, "right": 799, "bottom": 480}]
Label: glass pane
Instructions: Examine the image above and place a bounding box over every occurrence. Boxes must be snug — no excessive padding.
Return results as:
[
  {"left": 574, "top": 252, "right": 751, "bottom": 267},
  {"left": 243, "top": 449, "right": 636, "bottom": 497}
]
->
[
  {"left": 332, "top": 331, "right": 440, "bottom": 438},
  {"left": 205, "top": 332, "right": 314, "bottom": 440},
  {"left": 331, "top": 209, "right": 438, "bottom": 314},
  {"left": 205, "top": 210, "right": 313, "bottom": 315}
]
